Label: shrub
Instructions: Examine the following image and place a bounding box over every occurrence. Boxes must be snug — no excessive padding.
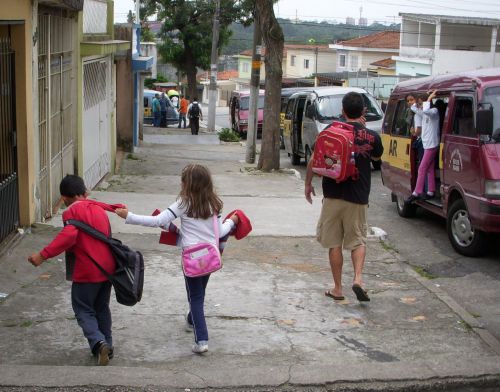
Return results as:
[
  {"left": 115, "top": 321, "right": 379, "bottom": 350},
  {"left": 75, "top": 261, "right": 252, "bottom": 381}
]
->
[{"left": 218, "top": 128, "right": 240, "bottom": 142}]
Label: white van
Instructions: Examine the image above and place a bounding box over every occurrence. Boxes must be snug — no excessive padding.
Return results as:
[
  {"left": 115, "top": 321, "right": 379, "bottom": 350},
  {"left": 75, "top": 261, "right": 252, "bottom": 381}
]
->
[{"left": 283, "top": 86, "right": 384, "bottom": 167}]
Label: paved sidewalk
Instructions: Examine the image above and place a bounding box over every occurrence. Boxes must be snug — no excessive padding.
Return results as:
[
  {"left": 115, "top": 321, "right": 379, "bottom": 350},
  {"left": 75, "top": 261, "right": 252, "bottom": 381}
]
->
[{"left": 1, "top": 128, "right": 499, "bottom": 390}]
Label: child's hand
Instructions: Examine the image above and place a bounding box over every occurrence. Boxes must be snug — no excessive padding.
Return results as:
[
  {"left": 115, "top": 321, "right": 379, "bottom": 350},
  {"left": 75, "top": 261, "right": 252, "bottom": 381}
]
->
[
  {"left": 115, "top": 207, "right": 129, "bottom": 219},
  {"left": 28, "top": 252, "right": 45, "bottom": 267},
  {"left": 230, "top": 214, "right": 239, "bottom": 225}
]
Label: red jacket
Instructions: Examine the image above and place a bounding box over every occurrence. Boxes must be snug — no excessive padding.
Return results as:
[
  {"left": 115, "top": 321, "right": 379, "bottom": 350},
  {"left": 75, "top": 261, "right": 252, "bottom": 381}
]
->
[{"left": 40, "top": 200, "right": 119, "bottom": 283}]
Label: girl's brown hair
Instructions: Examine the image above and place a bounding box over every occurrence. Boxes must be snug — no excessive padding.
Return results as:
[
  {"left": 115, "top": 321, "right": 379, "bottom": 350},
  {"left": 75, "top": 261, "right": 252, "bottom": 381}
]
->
[{"left": 179, "top": 164, "right": 223, "bottom": 219}]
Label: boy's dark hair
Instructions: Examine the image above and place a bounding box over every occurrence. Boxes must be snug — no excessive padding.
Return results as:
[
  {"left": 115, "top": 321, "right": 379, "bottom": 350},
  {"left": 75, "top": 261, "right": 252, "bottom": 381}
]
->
[
  {"left": 342, "top": 92, "right": 364, "bottom": 119},
  {"left": 60, "top": 175, "right": 86, "bottom": 197}
]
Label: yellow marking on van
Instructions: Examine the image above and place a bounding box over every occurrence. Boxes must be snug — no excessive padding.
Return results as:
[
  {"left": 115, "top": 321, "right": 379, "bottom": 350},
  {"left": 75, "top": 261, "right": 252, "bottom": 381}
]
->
[
  {"left": 381, "top": 134, "right": 411, "bottom": 171},
  {"left": 280, "top": 113, "right": 285, "bottom": 128},
  {"left": 439, "top": 142, "right": 443, "bottom": 170},
  {"left": 283, "top": 119, "right": 292, "bottom": 136}
]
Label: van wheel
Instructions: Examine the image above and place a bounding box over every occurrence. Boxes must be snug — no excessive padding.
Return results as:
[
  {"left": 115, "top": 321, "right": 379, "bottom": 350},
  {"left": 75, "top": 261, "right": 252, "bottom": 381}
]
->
[
  {"left": 372, "top": 159, "right": 382, "bottom": 171},
  {"left": 447, "top": 199, "right": 487, "bottom": 257},
  {"left": 304, "top": 146, "right": 312, "bottom": 166},
  {"left": 396, "top": 194, "right": 416, "bottom": 218}
]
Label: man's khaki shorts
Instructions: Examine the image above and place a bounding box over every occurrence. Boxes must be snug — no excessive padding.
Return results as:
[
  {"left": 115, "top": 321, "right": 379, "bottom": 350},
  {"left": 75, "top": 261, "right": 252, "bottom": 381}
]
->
[{"left": 316, "top": 198, "right": 368, "bottom": 250}]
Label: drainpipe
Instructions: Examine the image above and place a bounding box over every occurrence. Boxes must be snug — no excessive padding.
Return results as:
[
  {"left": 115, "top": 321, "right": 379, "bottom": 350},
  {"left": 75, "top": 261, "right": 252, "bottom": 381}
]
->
[{"left": 491, "top": 27, "right": 498, "bottom": 67}]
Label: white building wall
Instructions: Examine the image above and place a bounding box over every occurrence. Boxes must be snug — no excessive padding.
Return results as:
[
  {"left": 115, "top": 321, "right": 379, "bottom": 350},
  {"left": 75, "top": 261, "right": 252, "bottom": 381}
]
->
[
  {"left": 433, "top": 49, "right": 498, "bottom": 74},
  {"left": 140, "top": 42, "right": 157, "bottom": 78}
]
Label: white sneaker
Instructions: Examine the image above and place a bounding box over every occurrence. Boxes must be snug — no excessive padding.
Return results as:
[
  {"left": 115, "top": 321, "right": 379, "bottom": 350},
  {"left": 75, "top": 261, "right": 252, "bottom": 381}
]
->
[
  {"left": 185, "top": 310, "right": 193, "bottom": 332},
  {"left": 192, "top": 342, "right": 208, "bottom": 354}
]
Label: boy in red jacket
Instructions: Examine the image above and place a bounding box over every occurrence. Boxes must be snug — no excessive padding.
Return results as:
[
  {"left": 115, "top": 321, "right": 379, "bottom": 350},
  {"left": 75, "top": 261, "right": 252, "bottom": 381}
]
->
[{"left": 28, "top": 175, "right": 116, "bottom": 366}]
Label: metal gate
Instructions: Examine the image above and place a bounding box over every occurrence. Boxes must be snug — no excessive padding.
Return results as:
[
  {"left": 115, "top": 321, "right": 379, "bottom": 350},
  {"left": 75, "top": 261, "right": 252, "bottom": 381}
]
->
[
  {"left": 0, "top": 35, "right": 19, "bottom": 244},
  {"left": 38, "top": 11, "right": 75, "bottom": 219},
  {"left": 83, "top": 57, "right": 111, "bottom": 190}
]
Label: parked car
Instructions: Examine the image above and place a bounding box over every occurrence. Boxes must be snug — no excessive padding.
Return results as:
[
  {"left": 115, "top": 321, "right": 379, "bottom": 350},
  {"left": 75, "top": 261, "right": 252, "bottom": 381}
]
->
[
  {"left": 229, "top": 90, "right": 265, "bottom": 137},
  {"left": 381, "top": 68, "right": 500, "bottom": 256},
  {"left": 282, "top": 86, "right": 384, "bottom": 167},
  {"left": 143, "top": 89, "right": 179, "bottom": 126},
  {"left": 280, "top": 87, "right": 314, "bottom": 149}
]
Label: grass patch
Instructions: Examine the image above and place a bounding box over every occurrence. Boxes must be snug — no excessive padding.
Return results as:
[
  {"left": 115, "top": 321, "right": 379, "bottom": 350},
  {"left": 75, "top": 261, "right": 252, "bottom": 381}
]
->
[
  {"left": 126, "top": 153, "right": 140, "bottom": 160},
  {"left": 459, "top": 320, "right": 473, "bottom": 332},
  {"left": 413, "top": 266, "right": 436, "bottom": 279},
  {"left": 380, "top": 240, "right": 398, "bottom": 253},
  {"left": 20, "top": 320, "right": 33, "bottom": 328},
  {"left": 218, "top": 128, "right": 240, "bottom": 142}
]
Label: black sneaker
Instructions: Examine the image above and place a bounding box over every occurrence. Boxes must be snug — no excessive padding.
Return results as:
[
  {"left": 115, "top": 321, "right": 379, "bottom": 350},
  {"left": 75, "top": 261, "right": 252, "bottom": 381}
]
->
[
  {"left": 422, "top": 193, "right": 434, "bottom": 200},
  {"left": 108, "top": 347, "right": 114, "bottom": 360},
  {"left": 95, "top": 341, "right": 110, "bottom": 366}
]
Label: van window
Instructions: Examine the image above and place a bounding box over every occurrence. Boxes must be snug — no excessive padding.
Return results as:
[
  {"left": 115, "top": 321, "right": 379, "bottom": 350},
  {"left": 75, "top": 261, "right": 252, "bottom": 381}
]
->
[
  {"left": 316, "top": 93, "right": 383, "bottom": 122},
  {"left": 239, "top": 96, "right": 265, "bottom": 110},
  {"left": 285, "top": 99, "right": 295, "bottom": 118},
  {"left": 452, "top": 97, "right": 475, "bottom": 137},
  {"left": 483, "top": 86, "right": 500, "bottom": 141},
  {"left": 391, "top": 100, "right": 412, "bottom": 137}
]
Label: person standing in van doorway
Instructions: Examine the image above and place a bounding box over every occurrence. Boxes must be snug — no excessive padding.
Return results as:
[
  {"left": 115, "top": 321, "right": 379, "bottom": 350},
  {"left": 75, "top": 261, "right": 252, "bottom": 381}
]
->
[
  {"left": 159, "top": 93, "right": 168, "bottom": 127},
  {"left": 179, "top": 95, "right": 189, "bottom": 129},
  {"left": 406, "top": 90, "right": 441, "bottom": 203},
  {"left": 408, "top": 93, "right": 424, "bottom": 166},
  {"left": 188, "top": 98, "right": 203, "bottom": 135},
  {"left": 152, "top": 93, "right": 161, "bottom": 127},
  {"left": 304, "top": 92, "right": 384, "bottom": 302}
]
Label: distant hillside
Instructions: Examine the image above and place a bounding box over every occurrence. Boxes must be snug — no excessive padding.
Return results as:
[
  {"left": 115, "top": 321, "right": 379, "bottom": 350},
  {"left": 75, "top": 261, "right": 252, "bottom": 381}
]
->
[{"left": 222, "top": 18, "right": 400, "bottom": 55}]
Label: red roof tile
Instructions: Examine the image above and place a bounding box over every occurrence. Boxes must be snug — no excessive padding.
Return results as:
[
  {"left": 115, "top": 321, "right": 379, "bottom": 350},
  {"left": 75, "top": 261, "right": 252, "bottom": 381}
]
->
[
  {"left": 337, "top": 31, "right": 400, "bottom": 49},
  {"left": 369, "top": 57, "right": 396, "bottom": 68}
]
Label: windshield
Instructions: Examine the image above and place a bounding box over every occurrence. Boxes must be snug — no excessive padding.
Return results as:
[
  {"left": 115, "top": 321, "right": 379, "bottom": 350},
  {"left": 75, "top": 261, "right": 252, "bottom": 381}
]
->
[
  {"left": 316, "top": 93, "right": 383, "bottom": 121},
  {"left": 239, "top": 96, "right": 265, "bottom": 110},
  {"left": 483, "top": 86, "right": 500, "bottom": 141}
]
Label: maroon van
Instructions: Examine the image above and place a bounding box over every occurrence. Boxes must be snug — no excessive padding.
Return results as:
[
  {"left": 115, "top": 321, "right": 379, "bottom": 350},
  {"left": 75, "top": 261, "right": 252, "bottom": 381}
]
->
[{"left": 381, "top": 69, "right": 500, "bottom": 256}]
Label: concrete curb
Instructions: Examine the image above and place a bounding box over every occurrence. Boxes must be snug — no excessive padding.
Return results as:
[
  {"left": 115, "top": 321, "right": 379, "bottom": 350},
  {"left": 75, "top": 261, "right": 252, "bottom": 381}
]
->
[{"left": 1, "top": 357, "right": 500, "bottom": 389}]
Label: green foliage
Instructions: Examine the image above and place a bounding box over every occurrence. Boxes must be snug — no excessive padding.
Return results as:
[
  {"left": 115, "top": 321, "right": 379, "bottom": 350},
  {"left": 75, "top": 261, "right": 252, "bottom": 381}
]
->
[
  {"left": 141, "top": 25, "right": 156, "bottom": 42},
  {"left": 142, "top": 0, "right": 252, "bottom": 70},
  {"left": 222, "top": 18, "right": 400, "bottom": 55},
  {"left": 144, "top": 75, "right": 168, "bottom": 90},
  {"left": 218, "top": 128, "right": 240, "bottom": 142}
]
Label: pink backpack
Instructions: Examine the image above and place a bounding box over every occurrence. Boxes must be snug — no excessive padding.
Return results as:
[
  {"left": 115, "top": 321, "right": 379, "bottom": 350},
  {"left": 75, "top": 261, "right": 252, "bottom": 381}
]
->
[
  {"left": 312, "top": 121, "right": 359, "bottom": 183},
  {"left": 181, "top": 215, "right": 222, "bottom": 278}
]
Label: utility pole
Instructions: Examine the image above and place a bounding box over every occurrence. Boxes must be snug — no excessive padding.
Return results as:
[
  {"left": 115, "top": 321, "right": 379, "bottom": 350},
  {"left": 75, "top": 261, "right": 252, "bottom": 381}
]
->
[
  {"left": 207, "top": 0, "right": 220, "bottom": 133},
  {"left": 245, "top": 14, "right": 262, "bottom": 164}
]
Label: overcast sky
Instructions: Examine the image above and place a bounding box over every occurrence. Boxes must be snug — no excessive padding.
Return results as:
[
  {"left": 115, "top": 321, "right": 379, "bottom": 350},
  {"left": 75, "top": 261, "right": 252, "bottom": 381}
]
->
[{"left": 114, "top": 0, "right": 500, "bottom": 25}]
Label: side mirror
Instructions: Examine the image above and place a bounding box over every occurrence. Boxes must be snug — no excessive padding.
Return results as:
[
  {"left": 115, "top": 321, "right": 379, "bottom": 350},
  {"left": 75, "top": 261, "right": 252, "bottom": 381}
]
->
[
  {"left": 477, "top": 104, "right": 493, "bottom": 136},
  {"left": 305, "top": 105, "right": 315, "bottom": 119}
]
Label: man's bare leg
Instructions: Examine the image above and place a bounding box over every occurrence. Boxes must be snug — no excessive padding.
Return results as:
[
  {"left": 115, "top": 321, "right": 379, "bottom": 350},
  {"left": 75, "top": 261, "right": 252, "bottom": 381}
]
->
[
  {"left": 351, "top": 245, "right": 366, "bottom": 287},
  {"left": 329, "top": 247, "right": 344, "bottom": 297}
]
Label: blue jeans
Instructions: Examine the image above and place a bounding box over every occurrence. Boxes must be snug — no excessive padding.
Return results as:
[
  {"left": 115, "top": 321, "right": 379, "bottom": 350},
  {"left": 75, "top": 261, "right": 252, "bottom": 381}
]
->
[
  {"left": 185, "top": 274, "right": 210, "bottom": 343},
  {"left": 178, "top": 113, "right": 187, "bottom": 128},
  {"left": 153, "top": 111, "right": 161, "bottom": 127},
  {"left": 71, "top": 281, "right": 113, "bottom": 353}
]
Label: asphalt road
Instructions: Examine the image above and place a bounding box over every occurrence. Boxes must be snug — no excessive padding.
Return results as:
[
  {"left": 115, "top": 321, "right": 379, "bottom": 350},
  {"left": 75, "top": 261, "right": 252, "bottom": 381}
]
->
[{"left": 280, "top": 151, "right": 500, "bottom": 344}]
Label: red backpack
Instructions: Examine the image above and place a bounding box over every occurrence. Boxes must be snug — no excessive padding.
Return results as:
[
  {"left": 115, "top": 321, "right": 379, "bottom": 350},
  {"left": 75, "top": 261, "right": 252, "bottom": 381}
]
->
[{"left": 312, "top": 121, "right": 359, "bottom": 183}]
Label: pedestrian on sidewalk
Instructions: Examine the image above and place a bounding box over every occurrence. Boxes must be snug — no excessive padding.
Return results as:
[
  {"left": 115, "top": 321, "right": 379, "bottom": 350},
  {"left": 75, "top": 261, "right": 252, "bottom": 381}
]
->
[
  {"left": 159, "top": 93, "right": 168, "bottom": 127},
  {"left": 152, "top": 93, "right": 161, "bottom": 127},
  {"left": 27, "top": 175, "right": 116, "bottom": 366},
  {"left": 304, "top": 92, "right": 383, "bottom": 302},
  {"left": 178, "top": 95, "right": 189, "bottom": 129},
  {"left": 188, "top": 97, "right": 202, "bottom": 135},
  {"left": 115, "top": 164, "right": 239, "bottom": 354}
]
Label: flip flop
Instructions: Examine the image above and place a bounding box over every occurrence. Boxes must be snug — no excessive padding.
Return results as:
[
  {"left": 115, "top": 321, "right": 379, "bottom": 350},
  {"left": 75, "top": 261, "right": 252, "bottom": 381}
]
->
[
  {"left": 325, "top": 290, "right": 345, "bottom": 301},
  {"left": 352, "top": 284, "right": 370, "bottom": 302}
]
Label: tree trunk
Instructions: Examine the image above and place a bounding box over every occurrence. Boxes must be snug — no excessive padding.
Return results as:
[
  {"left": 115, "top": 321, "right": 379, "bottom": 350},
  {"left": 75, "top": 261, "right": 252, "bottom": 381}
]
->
[
  {"left": 184, "top": 46, "right": 198, "bottom": 100},
  {"left": 256, "top": 0, "right": 284, "bottom": 172}
]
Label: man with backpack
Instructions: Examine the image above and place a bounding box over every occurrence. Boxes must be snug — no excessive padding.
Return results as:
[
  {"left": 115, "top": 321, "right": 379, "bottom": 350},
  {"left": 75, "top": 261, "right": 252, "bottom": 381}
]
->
[
  {"left": 304, "top": 92, "right": 383, "bottom": 303},
  {"left": 188, "top": 97, "right": 203, "bottom": 135},
  {"left": 28, "top": 175, "right": 117, "bottom": 366}
]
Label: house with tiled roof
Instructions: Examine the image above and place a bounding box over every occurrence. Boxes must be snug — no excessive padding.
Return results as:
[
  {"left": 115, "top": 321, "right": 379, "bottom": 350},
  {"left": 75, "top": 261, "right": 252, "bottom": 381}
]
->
[
  {"left": 368, "top": 58, "right": 396, "bottom": 75},
  {"left": 329, "top": 31, "right": 400, "bottom": 73},
  {"left": 233, "top": 44, "right": 335, "bottom": 89},
  {"left": 394, "top": 13, "right": 500, "bottom": 76},
  {"left": 198, "top": 69, "right": 239, "bottom": 106}
]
